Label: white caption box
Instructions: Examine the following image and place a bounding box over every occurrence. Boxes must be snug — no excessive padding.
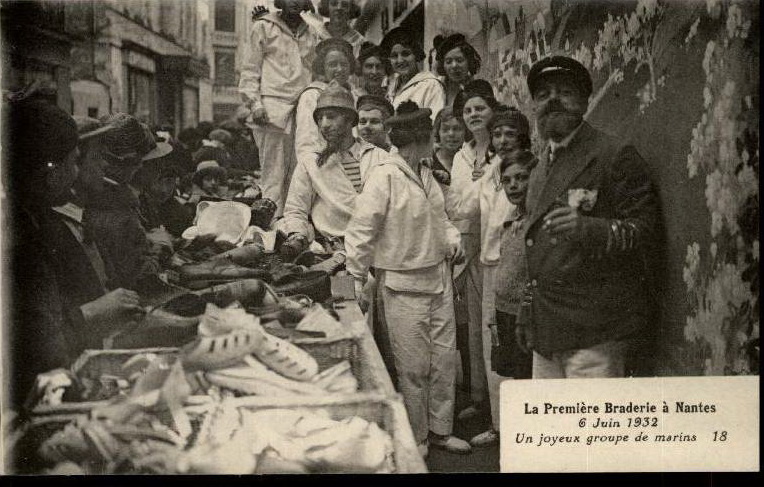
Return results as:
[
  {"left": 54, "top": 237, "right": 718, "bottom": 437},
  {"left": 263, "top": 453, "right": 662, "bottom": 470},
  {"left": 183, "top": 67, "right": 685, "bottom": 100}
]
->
[{"left": 500, "top": 376, "right": 759, "bottom": 472}]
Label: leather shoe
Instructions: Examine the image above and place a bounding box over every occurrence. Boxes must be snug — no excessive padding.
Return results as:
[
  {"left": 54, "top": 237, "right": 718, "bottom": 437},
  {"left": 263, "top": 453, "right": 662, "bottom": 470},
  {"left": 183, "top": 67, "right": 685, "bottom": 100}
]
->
[
  {"left": 177, "top": 260, "right": 271, "bottom": 289},
  {"left": 469, "top": 429, "right": 499, "bottom": 447},
  {"left": 428, "top": 434, "right": 472, "bottom": 454},
  {"left": 272, "top": 270, "right": 332, "bottom": 303}
]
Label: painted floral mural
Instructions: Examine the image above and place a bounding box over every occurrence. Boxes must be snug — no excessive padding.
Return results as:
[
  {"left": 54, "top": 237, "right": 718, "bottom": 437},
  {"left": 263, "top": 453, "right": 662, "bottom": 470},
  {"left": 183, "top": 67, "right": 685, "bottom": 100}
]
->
[{"left": 427, "top": 0, "right": 758, "bottom": 375}]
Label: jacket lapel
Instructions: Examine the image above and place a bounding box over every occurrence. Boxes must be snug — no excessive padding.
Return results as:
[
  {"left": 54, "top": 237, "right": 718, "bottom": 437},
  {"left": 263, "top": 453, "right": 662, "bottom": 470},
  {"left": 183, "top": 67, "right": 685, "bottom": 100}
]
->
[{"left": 527, "top": 122, "right": 598, "bottom": 228}]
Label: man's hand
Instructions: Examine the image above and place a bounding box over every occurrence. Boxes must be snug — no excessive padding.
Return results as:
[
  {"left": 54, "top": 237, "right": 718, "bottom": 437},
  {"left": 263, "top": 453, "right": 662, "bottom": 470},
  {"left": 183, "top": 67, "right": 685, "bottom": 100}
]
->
[
  {"left": 448, "top": 240, "right": 465, "bottom": 265},
  {"left": 432, "top": 169, "right": 450, "bottom": 186},
  {"left": 146, "top": 226, "right": 174, "bottom": 253},
  {"left": 489, "top": 323, "right": 500, "bottom": 347},
  {"left": 542, "top": 206, "right": 587, "bottom": 241},
  {"left": 279, "top": 233, "right": 308, "bottom": 260},
  {"left": 515, "top": 324, "right": 532, "bottom": 355},
  {"left": 81, "top": 288, "right": 144, "bottom": 325},
  {"left": 251, "top": 106, "right": 269, "bottom": 126},
  {"left": 354, "top": 278, "right": 369, "bottom": 314}
]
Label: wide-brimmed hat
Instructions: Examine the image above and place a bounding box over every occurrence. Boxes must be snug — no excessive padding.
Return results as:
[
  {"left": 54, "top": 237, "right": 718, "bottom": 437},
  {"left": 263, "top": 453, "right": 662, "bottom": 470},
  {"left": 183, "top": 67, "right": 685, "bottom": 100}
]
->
[
  {"left": 356, "top": 94, "right": 394, "bottom": 118},
  {"left": 527, "top": 55, "right": 593, "bottom": 99},
  {"left": 74, "top": 116, "right": 113, "bottom": 142},
  {"left": 380, "top": 27, "right": 425, "bottom": 61},
  {"left": 312, "top": 81, "right": 358, "bottom": 125},
  {"left": 100, "top": 113, "right": 173, "bottom": 164}
]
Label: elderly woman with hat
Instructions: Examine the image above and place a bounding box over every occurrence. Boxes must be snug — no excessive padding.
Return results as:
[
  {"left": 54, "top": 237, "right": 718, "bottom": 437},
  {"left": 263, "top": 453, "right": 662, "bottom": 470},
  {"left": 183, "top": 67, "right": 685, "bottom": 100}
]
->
[
  {"left": 445, "top": 105, "right": 533, "bottom": 447},
  {"left": 356, "top": 94, "right": 394, "bottom": 151},
  {"left": 345, "top": 101, "right": 471, "bottom": 457},
  {"left": 435, "top": 33, "right": 483, "bottom": 112},
  {"left": 315, "top": 0, "right": 365, "bottom": 57},
  {"left": 280, "top": 81, "right": 388, "bottom": 260},
  {"left": 381, "top": 27, "right": 445, "bottom": 121},
  {"left": 356, "top": 42, "right": 392, "bottom": 97},
  {"left": 295, "top": 37, "right": 359, "bottom": 162}
]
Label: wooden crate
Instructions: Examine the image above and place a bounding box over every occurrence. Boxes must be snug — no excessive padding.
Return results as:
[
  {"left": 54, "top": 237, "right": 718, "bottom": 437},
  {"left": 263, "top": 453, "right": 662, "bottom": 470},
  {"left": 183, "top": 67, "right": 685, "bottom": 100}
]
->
[{"left": 186, "top": 393, "right": 427, "bottom": 473}]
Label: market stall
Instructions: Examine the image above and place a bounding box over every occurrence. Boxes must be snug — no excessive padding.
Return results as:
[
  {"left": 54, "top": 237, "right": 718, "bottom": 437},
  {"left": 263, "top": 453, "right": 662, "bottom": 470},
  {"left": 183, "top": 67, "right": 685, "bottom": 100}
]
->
[{"left": 3, "top": 200, "right": 427, "bottom": 474}]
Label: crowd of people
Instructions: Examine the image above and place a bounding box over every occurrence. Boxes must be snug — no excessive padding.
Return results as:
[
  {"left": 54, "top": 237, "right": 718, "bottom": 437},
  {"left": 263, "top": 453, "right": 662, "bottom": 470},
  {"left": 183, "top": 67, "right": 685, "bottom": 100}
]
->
[{"left": 4, "top": 0, "right": 660, "bottom": 462}]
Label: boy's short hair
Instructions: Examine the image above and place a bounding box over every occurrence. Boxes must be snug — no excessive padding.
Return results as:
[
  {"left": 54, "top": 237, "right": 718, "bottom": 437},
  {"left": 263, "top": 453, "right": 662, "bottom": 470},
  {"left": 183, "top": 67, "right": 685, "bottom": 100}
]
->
[
  {"left": 432, "top": 106, "right": 466, "bottom": 143},
  {"left": 499, "top": 149, "right": 537, "bottom": 174}
]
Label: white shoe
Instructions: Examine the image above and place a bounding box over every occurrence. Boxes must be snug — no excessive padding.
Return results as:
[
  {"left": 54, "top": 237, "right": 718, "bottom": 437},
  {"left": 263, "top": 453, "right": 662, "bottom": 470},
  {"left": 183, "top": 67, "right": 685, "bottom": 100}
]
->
[{"left": 470, "top": 429, "right": 499, "bottom": 447}]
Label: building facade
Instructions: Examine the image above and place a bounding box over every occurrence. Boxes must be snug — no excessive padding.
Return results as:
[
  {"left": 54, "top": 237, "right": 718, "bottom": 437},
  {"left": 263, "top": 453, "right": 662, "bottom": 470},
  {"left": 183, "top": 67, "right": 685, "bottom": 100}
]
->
[
  {"left": 1, "top": 1, "right": 79, "bottom": 111},
  {"left": 67, "top": 0, "right": 214, "bottom": 131},
  {"left": 209, "top": 0, "right": 253, "bottom": 123}
]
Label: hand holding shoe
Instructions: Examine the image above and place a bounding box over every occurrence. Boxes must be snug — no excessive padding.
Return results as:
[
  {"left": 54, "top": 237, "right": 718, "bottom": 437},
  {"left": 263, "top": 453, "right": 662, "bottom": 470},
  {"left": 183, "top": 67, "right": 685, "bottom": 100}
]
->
[{"left": 81, "top": 288, "right": 145, "bottom": 326}]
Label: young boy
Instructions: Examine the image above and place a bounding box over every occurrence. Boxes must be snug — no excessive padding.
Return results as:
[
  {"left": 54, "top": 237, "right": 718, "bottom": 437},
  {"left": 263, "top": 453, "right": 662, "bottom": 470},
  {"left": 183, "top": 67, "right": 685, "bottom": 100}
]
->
[
  {"left": 356, "top": 94, "right": 394, "bottom": 151},
  {"left": 492, "top": 149, "right": 537, "bottom": 380}
]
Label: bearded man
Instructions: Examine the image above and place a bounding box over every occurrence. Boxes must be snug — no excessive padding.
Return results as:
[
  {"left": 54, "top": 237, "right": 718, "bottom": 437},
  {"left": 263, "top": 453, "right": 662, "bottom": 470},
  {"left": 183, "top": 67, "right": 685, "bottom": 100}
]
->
[
  {"left": 520, "top": 56, "right": 660, "bottom": 379},
  {"left": 279, "top": 81, "right": 389, "bottom": 258}
]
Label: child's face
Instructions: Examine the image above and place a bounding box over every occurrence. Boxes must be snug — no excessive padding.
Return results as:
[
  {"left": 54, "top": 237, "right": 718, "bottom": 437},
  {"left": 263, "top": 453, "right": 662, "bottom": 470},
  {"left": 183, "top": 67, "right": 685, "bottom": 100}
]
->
[
  {"left": 492, "top": 125, "right": 521, "bottom": 158},
  {"left": 439, "top": 117, "right": 466, "bottom": 153},
  {"left": 501, "top": 163, "right": 530, "bottom": 207},
  {"left": 149, "top": 176, "right": 177, "bottom": 203},
  {"left": 201, "top": 175, "right": 220, "bottom": 194},
  {"left": 357, "top": 108, "right": 387, "bottom": 147}
]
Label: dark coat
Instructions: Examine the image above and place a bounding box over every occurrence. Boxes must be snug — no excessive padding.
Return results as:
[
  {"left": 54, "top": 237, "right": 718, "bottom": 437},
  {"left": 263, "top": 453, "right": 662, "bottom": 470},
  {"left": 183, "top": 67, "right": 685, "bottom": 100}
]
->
[
  {"left": 8, "top": 209, "right": 72, "bottom": 409},
  {"left": 7, "top": 207, "right": 108, "bottom": 409},
  {"left": 84, "top": 182, "right": 160, "bottom": 290},
  {"left": 523, "top": 122, "right": 660, "bottom": 357}
]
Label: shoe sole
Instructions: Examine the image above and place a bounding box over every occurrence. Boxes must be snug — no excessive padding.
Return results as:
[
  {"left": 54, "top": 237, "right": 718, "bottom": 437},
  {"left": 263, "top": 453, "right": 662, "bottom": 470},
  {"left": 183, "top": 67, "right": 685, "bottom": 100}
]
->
[{"left": 429, "top": 443, "right": 472, "bottom": 455}]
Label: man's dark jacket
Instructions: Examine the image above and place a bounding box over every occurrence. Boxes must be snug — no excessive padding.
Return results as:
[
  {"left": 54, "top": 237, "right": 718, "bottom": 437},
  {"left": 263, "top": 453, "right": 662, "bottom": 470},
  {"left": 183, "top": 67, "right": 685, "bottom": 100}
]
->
[{"left": 524, "top": 122, "right": 660, "bottom": 357}]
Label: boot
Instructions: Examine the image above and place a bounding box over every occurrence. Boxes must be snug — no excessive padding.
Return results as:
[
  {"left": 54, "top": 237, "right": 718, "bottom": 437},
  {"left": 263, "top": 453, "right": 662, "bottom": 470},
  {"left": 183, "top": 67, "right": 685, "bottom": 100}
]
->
[{"left": 176, "top": 260, "right": 271, "bottom": 289}]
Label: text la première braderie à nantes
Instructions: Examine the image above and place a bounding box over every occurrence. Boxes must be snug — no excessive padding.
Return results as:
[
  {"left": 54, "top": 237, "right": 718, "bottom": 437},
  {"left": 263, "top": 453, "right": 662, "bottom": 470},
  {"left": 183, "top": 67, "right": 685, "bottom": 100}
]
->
[{"left": 524, "top": 400, "right": 717, "bottom": 415}]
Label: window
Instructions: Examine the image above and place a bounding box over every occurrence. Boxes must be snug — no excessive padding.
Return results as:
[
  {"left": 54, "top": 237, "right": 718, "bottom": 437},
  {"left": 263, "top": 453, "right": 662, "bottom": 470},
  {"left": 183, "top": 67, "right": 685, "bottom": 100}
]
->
[
  {"left": 127, "top": 68, "right": 155, "bottom": 124},
  {"left": 214, "top": 49, "right": 236, "bottom": 86},
  {"left": 215, "top": 0, "right": 236, "bottom": 32}
]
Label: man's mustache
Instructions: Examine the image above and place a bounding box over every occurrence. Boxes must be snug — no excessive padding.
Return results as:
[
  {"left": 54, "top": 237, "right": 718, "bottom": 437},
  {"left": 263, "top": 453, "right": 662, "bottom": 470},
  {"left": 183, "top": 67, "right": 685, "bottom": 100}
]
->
[{"left": 539, "top": 100, "right": 568, "bottom": 118}]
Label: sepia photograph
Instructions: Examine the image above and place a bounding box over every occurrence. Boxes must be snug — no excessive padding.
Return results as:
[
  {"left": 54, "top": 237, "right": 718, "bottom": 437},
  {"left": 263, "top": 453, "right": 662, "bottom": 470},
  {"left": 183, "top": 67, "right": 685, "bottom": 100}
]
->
[{"left": 0, "top": 0, "right": 759, "bottom": 475}]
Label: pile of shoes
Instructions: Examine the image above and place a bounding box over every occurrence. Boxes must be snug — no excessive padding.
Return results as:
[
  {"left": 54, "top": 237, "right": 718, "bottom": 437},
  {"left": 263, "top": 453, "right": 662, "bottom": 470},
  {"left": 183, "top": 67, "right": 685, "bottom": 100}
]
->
[{"left": 182, "top": 303, "right": 358, "bottom": 397}]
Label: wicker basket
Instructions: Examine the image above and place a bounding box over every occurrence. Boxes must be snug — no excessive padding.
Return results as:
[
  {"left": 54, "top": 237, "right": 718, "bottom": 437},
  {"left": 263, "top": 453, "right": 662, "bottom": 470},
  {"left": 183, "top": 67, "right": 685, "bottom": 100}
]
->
[{"left": 30, "top": 324, "right": 388, "bottom": 415}]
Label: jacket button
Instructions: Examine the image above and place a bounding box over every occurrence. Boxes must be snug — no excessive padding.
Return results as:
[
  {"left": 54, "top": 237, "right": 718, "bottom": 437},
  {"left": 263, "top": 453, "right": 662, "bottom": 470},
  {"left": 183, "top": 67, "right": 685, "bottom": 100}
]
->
[
  {"left": 526, "top": 238, "right": 534, "bottom": 247},
  {"left": 531, "top": 279, "right": 538, "bottom": 287}
]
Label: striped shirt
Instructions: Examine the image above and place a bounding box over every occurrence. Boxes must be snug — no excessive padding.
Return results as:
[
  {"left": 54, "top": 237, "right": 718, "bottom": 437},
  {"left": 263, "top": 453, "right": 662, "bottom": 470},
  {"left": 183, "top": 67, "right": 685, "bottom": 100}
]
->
[{"left": 336, "top": 150, "right": 363, "bottom": 193}]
